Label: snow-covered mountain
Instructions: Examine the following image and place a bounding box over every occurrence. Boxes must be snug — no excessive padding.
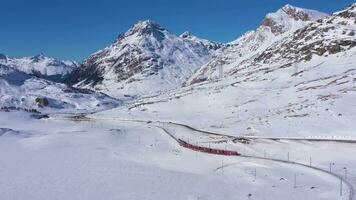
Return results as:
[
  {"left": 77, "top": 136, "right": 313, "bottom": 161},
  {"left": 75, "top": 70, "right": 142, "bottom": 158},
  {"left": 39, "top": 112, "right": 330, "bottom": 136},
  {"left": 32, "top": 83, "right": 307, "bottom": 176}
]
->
[
  {"left": 0, "top": 62, "right": 118, "bottom": 113},
  {"left": 252, "top": 3, "right": 356, "bottom": 65},
  {"left": 186, "top": 4, "right": 328, "bottom": 85},
  {"left": 67, "top": 20, "right": 222, "bottom": 99},
  {"left": 105, "top": 4, "right": 356, "bottom": 137},
  {"left": 0, "top": 53, "right": 78, "bottom": 82},
  {"left": 179, "top": 31, "right": 224, "bottom": 51}
]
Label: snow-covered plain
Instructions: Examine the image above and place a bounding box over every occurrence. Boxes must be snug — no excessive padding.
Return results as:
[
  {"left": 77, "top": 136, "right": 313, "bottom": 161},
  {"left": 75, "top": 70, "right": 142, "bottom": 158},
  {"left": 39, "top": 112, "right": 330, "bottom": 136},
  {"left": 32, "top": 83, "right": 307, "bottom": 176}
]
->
[{"left": 0, "top": 112, "right": 355, "bottom": 200}]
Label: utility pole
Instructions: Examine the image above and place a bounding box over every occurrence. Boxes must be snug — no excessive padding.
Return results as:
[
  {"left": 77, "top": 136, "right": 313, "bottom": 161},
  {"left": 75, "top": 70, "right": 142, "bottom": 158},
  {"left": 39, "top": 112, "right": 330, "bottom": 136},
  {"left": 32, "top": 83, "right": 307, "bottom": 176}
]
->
[
  {"left": 329, "top": 163, "right": 334, "bottom": 173},
  {"left": 221, "top": 159, "right": 224, "bottom": 173},
  {"left": 294, "top": 174, "right": 297, "bottom": 188},
  {"left": 287, "top": 152, "right": 290, "bottom": 162},
  {"left": 340, "top": 177, "right": 343, "bottom": 196},
  {"left": 309, "top": 157, "right": 312, "bottom": 167},
  {"left": 196, "top": 142, "right": 198, "bottom": 157},
  {"left": 264, "top": 149, "right": 266, "bottom": 158},
  {"left": 343, "top": 167, "right": 347, "bottom": 179},
  {"left": 254, "top": 168, "right": 257, "bottom": 181}
]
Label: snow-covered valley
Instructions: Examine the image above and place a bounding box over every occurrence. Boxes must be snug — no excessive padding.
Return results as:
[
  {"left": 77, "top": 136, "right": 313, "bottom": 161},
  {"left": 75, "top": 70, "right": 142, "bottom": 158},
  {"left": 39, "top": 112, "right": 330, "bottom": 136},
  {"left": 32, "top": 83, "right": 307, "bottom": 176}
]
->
[
  {"left": 1, "top": 112, "right": 355, "bottom": 200},
  {"left": 1, "top": 3, "right": 356, "bottom": 200}
]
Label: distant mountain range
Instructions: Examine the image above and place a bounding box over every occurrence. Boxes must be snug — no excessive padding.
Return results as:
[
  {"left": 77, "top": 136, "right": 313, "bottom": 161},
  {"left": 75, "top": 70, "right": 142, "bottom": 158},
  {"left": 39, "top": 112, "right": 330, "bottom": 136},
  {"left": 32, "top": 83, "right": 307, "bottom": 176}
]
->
[
  {"left": 0, "top": 54, "right": 118, "bottom": 113},
  {"left": 0, "top": 3, "right": 355, "bottom": 115},
  {"left": 0, "top": 53, "right": 77, "bottom": 82}
]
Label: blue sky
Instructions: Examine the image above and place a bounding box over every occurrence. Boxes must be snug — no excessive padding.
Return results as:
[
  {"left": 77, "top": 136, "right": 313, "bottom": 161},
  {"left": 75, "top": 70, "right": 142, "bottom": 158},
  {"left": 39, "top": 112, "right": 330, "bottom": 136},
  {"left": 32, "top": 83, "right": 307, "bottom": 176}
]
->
[{"left": 0, "top": 0, "right": 353, "bottom": 61}]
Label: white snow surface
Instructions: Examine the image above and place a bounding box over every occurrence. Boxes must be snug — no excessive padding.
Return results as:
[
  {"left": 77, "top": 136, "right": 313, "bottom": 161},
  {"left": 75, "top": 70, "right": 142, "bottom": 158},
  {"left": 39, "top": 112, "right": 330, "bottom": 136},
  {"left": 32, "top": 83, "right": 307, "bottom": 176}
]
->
[{"left": 0, "top": 112, "right": 355, "bottom": 200}]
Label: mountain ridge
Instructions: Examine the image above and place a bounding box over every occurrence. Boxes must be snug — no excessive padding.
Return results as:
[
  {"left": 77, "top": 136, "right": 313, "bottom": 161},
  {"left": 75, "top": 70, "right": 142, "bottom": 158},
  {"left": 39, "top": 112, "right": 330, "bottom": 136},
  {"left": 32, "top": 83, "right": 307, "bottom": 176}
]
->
[
  {"left": 186, "top": 4, "right": 328, "bottom": 85},
  {"left": 0, "top": 53, "right": 78, "bottom": 82},
  {"left": 67, "top": 20, "right": 222, "bottom": 99}
]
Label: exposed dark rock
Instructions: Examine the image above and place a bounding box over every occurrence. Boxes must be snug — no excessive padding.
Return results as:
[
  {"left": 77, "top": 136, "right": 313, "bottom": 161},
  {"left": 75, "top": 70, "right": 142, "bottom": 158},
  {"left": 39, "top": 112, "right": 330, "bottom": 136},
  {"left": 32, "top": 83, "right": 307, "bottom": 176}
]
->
[{"left": 35, "top": 97, "right": 49, "bottom": 107}]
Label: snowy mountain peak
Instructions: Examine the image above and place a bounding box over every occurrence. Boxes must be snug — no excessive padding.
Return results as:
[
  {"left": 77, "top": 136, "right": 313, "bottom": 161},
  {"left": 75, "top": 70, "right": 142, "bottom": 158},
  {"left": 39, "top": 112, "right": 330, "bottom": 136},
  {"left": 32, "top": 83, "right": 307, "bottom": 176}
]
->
[
  {"left": 131, "top": 20, "right": 161, "bottom": 29},
  {"left": 31, "top": 53, "right": 47, "bottom": 62},
  {"left": 123, "top": 20, "right": 167, "bottom": 39},
  {"left": 282, "top": 4, "right": 328, "bottom": 21},
  {"left": 180, "top": 31, "right": 193, "bottom": 38},
  {"left": 186, "top": 5, "right": 328, "bottom": 85},
  {"left": 180, "top": 31, "right": 224, "bottom": 51},
  {"left": 262, "top": 4, "right": 328, "bottom": 35},
  {"left": 67, "top": 20, "right": 219, "bottom": 98},
  {"left": 250, "top": 2, "right": 356, "bottom": 65}
]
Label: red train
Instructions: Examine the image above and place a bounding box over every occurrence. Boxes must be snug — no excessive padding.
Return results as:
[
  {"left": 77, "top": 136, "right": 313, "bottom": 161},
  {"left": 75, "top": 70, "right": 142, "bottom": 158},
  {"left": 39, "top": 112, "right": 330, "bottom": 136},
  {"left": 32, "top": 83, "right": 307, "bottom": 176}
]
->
[{"left": 178, "top": 139, "right": 240, "bottom": 156}]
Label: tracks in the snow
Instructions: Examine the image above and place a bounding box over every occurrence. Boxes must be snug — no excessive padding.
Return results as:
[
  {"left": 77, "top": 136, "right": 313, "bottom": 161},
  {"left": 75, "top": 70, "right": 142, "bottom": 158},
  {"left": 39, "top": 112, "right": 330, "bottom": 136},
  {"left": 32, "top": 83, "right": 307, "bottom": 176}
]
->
[
  {"left": 63, "top": 115, "right": 355, "bottom": 200},
  {"left": 156, "top": 122, "right": 355, "bottom": 200}
]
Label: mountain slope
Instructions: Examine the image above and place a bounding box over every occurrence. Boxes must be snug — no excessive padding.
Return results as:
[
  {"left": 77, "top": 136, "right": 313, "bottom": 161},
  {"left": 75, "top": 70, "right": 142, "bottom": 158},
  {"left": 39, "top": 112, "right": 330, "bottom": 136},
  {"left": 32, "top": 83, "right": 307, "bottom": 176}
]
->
[
  {"left": 0, "top": 63, "right": 118, "bottom": 113},
  {"left": 179, "top": 31, "right": 224, "bottom": 51},
  {"left": 67, "top": 20, "right": 221, "bottom": 99},
  {"left": 98, "top": 4, "right": 356, "bottom": 137},
  {"left": 0, "top": 53, "right": 78, "bottom": 82},
  {"left": 186, "top": 4, "right": 328, "bottom": 85},
  {"left": 253, "top": 3, "right": 355, "bottom": 65}
]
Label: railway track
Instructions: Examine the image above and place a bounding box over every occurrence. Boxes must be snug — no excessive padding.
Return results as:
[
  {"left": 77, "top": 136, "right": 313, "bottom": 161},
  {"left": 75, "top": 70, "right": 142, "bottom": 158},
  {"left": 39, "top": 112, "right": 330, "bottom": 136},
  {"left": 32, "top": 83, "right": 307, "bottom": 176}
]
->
[
  {"left": 157, "top": 124, "right": 354, "bottom": 200},
  {"left": 62, "top": 115, "right": 355, "bottom": 200}
]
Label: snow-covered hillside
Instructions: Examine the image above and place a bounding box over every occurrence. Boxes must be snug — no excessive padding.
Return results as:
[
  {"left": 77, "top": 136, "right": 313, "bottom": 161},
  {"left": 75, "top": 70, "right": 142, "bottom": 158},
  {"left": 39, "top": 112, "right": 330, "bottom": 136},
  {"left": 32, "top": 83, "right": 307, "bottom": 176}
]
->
[
  {"left": 253, "top": 3, "right": 356, "bottom": 65},
  {"left": 186, "top": 4, "right": 328, "bottom": 85},
  {"left": 99, "top": 46, "right": 356, "bottom": 137},
  {"left": 0, "top": 64, "right": 119, "bottom": 114},
  {"left": 98, "top": 4, "right": 356, "bottom": 138},
  {"left": 0, "top": 53, "right": 78, "bottom": 82},
  {"left": 67, "top": 20, "right": 221, "bottom": 99},
  {"left": 1, "top": 3, "right": 356, "bottom": 200}
]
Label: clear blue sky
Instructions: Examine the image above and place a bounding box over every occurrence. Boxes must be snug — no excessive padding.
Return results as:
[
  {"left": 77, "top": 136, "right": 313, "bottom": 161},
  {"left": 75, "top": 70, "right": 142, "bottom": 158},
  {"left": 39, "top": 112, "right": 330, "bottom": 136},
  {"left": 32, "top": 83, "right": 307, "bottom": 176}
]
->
[{"left": 0, "top": 0, "right": 353, "bottom": 61}]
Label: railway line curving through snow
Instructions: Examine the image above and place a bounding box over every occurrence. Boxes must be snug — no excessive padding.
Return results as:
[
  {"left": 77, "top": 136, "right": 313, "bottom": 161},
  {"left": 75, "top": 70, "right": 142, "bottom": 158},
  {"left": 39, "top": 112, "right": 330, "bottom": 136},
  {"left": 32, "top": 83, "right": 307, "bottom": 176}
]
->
[
  {"left": 63, "top": 115, "right": 355, "bottom": 200},
  {"left": 155, "top": 123, "right": 355, "bottom": 200}
]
